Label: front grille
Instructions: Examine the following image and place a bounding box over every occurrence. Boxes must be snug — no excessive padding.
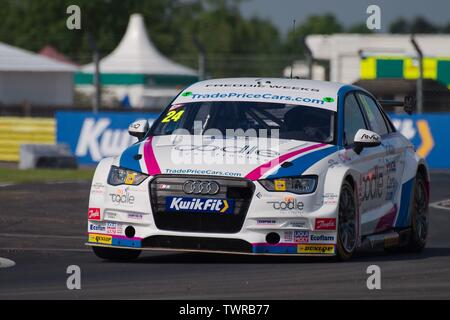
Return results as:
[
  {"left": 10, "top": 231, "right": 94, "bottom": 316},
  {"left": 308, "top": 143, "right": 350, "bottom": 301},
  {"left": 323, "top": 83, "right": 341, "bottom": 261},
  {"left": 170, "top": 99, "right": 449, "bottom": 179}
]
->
[
  {"left": 149, "top": 175, "right": 255, "bottom": 233},
  {"left": 142, "top": 235, "right": 253, "bottom": 253}
]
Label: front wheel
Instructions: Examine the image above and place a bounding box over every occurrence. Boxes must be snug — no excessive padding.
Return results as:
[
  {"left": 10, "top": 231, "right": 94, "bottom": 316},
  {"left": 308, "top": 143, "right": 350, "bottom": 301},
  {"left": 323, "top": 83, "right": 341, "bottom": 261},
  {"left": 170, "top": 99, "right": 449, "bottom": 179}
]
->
[
  {"left": 92, "top": 246, "right": 141, "bottom": 262},
  {"left": 336, "top": 181, "right": 357, "bottom": 261}
]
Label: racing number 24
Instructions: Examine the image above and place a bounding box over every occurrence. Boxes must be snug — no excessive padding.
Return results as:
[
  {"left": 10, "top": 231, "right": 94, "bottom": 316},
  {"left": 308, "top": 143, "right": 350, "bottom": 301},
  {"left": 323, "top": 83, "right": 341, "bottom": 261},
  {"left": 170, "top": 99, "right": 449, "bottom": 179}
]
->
[{"left": 162, "top": 110, "right": 185, "bottom": 123}]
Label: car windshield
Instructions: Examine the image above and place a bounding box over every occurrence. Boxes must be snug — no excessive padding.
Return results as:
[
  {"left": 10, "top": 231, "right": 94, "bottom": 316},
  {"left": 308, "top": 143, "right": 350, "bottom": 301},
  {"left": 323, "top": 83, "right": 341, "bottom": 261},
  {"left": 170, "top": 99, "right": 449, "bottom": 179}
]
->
[{"left": 151, "top": 101, "right": 335, "bottom": 143}]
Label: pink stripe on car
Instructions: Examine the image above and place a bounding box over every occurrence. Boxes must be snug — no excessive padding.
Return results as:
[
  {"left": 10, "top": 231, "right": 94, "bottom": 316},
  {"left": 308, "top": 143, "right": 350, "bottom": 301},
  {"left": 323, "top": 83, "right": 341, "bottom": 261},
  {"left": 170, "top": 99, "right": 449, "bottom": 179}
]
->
[
  {"left": 144, "top": 136, "right": 161, "bottom": 175},
  {"left": 245, "top": 143, "right": 327, "bottom": 181}
]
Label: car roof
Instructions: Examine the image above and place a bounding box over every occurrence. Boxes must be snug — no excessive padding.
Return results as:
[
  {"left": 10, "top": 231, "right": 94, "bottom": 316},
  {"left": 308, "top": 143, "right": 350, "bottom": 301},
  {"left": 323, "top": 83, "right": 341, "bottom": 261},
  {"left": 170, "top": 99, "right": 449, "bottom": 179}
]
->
[{"left": 174, "top": 77, "right": 356, "bottom": 112}]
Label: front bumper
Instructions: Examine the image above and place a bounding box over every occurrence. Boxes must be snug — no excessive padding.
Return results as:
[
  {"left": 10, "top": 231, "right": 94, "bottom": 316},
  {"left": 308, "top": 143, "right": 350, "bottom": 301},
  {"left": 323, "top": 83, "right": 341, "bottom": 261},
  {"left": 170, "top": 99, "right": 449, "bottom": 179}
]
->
[{"left": 87, "top": 175, "right": 338, "bottom": 256}]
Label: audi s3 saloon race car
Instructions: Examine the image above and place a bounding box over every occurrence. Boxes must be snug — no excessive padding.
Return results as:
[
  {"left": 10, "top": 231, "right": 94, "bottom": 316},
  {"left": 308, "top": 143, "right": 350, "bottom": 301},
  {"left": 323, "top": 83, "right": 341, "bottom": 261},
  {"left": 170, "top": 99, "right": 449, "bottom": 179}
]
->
[{"left": 87, "top": 78, "right": 430, "bottom": 261}]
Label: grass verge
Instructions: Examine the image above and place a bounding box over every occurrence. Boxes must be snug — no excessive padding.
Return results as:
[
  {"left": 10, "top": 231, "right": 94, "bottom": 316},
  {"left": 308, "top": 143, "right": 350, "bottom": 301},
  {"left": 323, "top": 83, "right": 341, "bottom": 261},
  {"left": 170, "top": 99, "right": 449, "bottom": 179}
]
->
[{"left": 0, "top": 168, "right": 95, "bottom": 184}]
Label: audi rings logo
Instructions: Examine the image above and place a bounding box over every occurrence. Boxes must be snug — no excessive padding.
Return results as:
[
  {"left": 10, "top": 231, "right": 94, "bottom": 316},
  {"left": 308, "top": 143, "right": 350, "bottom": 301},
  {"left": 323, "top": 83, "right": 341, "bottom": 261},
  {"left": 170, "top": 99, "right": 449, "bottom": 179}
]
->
[{"left": 182, "top": 180, "right": 220, "bottom": 195}]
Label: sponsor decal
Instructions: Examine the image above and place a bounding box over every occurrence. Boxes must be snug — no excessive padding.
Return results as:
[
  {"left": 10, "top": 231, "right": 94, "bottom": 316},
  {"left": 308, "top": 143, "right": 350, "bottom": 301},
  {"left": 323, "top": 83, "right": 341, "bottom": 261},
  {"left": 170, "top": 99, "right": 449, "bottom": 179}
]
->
[
  {"left": 104, "top": 211, "right": 117, "bottom": 219},
  {"left": 88, "top": 208, "right": 101, "bottom": 220},
  {"left": 89, "top": 224, "right": 106, "bottom": 232},
  {"left": 274, "top": 179, "right": 286, "bottom": 191},
  {"left": 338, "top": 150, "right": 352, "bottom": 163},
  {"left": 309, "top": 233, "right": 336, "bottom": 244},
  {"left": 386, "top": 176, "right": 399, "bottom": 201},
  {"left": 88, "top": 233, "right": 112, "bottom": 245},
  {"left": 361, "top": 133, "right": 379, "bottom": 141},
  {"left": 203, "top": 83, "right": 320, "bottom": 92},
  {"left": 128, "top": 213, "right": 143, "bottom": 220},
  {"left": 125, "top": 173, "right": 136, "bottom": 185},
  {"left": 167, "top": 143, "right": 280, "bottom": 158},
  {"left": 360, "top": 165, "right": 384, "bottom": 202},
  {"left": 106, "top": 222, "right": 123, "bottom": 235},
  {"left": 166, "top": 196, "right": 234, "bottom": 214},
  {"left": 315, "top": 218, "right": 336, "bottom": 230},
  {"left": 109, "top": 187, "right": 135, "bottom": 205},
  {"left": 297, "top": 244, "right": 335, "bottom": 254},
  {"left": 164, "top": 168, "right": 242, "bottom": 177},
  {"left": 294, "top": 231, "right": 309, "bottom": 243},
  {"left": 186, "top": 92, "right": 328, "bottom": 107},
  {"left": 284, "top": 231, "right": 293, "bottom": 242},
  {"left": 256, "top": 219, "right": 277, "bottom": 225},
  {"left": 323, "top": 193, "right": 338, "bottom": 205},
  {"left": 268, "top": 197, "right": 304, "bottom": 212},
  {"left": 328, "top": 159, "right": 340, "bottom": 168},
  {"left": 90, "top": 182, "right": 106, "bottom": 194},
  {"left": 289, "top": 221, "right": 308, "bottom": 228}
]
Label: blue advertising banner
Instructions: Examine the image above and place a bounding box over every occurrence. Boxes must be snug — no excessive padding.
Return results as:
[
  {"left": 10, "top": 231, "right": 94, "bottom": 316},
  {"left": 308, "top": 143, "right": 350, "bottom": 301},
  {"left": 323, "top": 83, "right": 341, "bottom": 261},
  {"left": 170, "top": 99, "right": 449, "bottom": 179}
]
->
[
  {"left": 389, "top": 113, "right": 450, "bottom": 169},
  {"left": 57, "top": 111, "right": 450, "bottom": 169},
  {"left": 56, "top": 111, "right": 159, "bottom": 165}
]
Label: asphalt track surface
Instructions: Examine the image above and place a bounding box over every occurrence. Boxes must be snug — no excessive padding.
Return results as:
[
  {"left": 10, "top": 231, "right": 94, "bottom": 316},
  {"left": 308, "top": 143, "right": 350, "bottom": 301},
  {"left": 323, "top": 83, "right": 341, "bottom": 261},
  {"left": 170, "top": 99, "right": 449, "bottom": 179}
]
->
[{"left": 1, "top": 173, "right": 450, "bottom": 300}]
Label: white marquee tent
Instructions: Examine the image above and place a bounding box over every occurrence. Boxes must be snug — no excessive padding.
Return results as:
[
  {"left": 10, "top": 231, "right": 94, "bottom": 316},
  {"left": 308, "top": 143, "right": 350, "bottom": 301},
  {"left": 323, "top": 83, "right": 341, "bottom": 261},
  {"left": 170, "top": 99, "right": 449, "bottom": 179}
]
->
[
  {"left": 0, "top": 42, "right": 77, "bottom": 106},
  {"left": 76, "top": 14, "right": 198, "bottom": 108}
]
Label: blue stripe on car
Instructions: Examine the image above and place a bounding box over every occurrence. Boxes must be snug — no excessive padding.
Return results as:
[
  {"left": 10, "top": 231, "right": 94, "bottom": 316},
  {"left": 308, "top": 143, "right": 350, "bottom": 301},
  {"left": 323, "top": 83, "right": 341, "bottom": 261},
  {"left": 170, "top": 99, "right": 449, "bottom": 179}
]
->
[
  {"left": 266, "top": 146, "right": 339, "bottom": 179},
  {"left": 395, "top": 178, "right": 415, "bottom": 227},
  {"left": 112, "top": 237, "right": 142, "bottom": 248},
  {"left": 119, "top": 143, "right": 142, "bottom": 172},
  {"left": 252, "top": 244, "right": 298, "bottom": 254}
]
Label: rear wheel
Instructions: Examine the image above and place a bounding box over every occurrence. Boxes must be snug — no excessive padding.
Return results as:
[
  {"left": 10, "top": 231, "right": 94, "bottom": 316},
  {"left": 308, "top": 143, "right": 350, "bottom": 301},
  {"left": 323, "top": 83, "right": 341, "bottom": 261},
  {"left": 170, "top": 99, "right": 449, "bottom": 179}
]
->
[
  {"left": 92, "top": 246, "right": 141, "bottom": 262},
  {"left": 336, "top": 181, "right": 357, "bottom": 261},
  {"left": 404, "top": 173, "right": 429, "bottom": 252}
]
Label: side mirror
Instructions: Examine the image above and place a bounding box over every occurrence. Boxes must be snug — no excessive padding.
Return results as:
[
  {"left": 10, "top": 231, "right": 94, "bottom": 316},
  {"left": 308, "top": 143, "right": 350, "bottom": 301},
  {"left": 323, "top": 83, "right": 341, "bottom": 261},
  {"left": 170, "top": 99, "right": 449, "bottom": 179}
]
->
[
  {"left": 128, "top": 120, "right": 149, "bottom": 141},
  {"left": 353, "top": 129, "right": 381, "bottom": 155}
]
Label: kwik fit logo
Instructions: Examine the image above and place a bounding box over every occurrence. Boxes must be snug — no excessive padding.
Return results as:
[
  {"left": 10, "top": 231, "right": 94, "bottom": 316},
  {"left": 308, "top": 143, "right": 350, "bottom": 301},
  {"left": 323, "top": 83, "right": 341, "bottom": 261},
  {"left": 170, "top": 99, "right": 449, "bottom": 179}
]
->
[
  {"left": 166, "top": 196, "right": 234, "bottom": 214},
  {"left": 75, "top": 118, "right": 154, "bottom": 161}
]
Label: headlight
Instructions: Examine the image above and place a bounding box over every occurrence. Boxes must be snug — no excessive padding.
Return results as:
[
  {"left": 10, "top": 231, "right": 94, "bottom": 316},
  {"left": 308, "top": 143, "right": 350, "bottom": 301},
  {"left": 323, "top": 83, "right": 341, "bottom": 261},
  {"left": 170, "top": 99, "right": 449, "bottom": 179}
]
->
[
  {"left": 108, "top": 166, "right": 148, "bottom": 186},
  {"left": 259, "top": 176, "right": 318, "bottom": 194}
]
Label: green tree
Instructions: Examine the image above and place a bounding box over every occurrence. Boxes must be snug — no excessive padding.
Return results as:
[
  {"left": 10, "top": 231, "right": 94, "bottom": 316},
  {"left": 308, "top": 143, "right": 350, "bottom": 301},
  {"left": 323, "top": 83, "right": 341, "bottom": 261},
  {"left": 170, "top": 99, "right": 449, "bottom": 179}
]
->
[
  {"left": 347, "top": 23, "right": 374, "bottom": 34},
  {"left": 389, "top": 17, "right": 411, "bottom": 33},
  {"left": 410, "top": 16, "right": 438, "bottom": 34},
  {"left": 0, "top": 0, "right": 282, "bottom": 76},
  {"left": 389, "top": 16, "right": 441, "bottom": 34}
]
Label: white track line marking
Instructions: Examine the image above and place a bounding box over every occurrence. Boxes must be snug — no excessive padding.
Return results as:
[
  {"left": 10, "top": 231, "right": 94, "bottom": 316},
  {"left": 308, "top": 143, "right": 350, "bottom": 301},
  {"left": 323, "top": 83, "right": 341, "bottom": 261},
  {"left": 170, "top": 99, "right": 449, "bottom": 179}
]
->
[
  {"left": 430, "top": 199, "right": 450, "bottom": 211},
  {"left": 0, "top": 233, "right": 84, "bottom": 240},
  {"left": 0, "top": 257, "right": 16, "bottom": 268}
]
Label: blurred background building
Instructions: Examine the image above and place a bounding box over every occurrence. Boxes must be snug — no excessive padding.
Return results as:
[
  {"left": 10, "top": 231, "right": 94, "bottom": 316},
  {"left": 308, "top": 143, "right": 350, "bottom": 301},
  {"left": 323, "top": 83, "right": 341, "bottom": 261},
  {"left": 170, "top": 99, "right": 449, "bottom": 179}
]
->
[
  {"left": 0, "top": 0, "right": 450, "bottom": 167},
  {"left": 0, "top": 42, "right": 76, "bottom": 108}
]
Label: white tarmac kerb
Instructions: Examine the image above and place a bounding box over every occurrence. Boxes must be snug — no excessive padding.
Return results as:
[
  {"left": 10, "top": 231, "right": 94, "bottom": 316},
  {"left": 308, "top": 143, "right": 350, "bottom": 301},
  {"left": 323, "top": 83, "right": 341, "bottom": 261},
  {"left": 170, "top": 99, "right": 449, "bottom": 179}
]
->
[{"left": 0, "top": 257, "right": 16, "bottom": 268}]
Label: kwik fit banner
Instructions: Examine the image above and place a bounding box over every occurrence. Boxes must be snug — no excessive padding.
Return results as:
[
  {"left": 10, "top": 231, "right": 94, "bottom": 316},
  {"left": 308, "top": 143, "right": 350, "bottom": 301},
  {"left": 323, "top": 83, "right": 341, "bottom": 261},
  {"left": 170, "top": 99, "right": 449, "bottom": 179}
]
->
[
  {"left": 56, "top": 111, "right": 159, "bottom": 165},
  {"left": 57, "top": 111, "right": 450, "bottom": 168},
  {"left": 389, "top": 113, "right": 450, "bottom": 169}
]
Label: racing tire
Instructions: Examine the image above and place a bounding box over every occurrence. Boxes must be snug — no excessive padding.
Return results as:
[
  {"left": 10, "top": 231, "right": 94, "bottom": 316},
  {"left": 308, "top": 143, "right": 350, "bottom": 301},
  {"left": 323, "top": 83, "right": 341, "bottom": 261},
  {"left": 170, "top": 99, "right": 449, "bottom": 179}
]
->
[
  {"left": 92, "top": 246, "right": 141, "bottom": 262},
  {"left": 400, "top": 173, "right": 429, "bottom": 253},
  {"left": 336, "top": 180, "right": 357, "bottom": 261}
]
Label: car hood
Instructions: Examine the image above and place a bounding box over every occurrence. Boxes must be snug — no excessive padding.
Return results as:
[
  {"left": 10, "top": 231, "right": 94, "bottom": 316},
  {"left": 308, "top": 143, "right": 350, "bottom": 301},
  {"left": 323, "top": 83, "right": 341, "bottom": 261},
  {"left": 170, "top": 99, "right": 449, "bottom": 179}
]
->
[{"left": 117, "top": 135, "right": 337, "bottom": 180}]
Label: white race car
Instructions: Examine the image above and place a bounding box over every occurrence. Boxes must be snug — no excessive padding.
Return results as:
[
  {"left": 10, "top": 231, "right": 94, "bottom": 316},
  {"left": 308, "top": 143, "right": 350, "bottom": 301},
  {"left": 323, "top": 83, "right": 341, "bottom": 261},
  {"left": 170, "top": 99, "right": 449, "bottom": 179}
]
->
[{"left": 87, "top": 78, "right": 429, "bottom": 261}]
